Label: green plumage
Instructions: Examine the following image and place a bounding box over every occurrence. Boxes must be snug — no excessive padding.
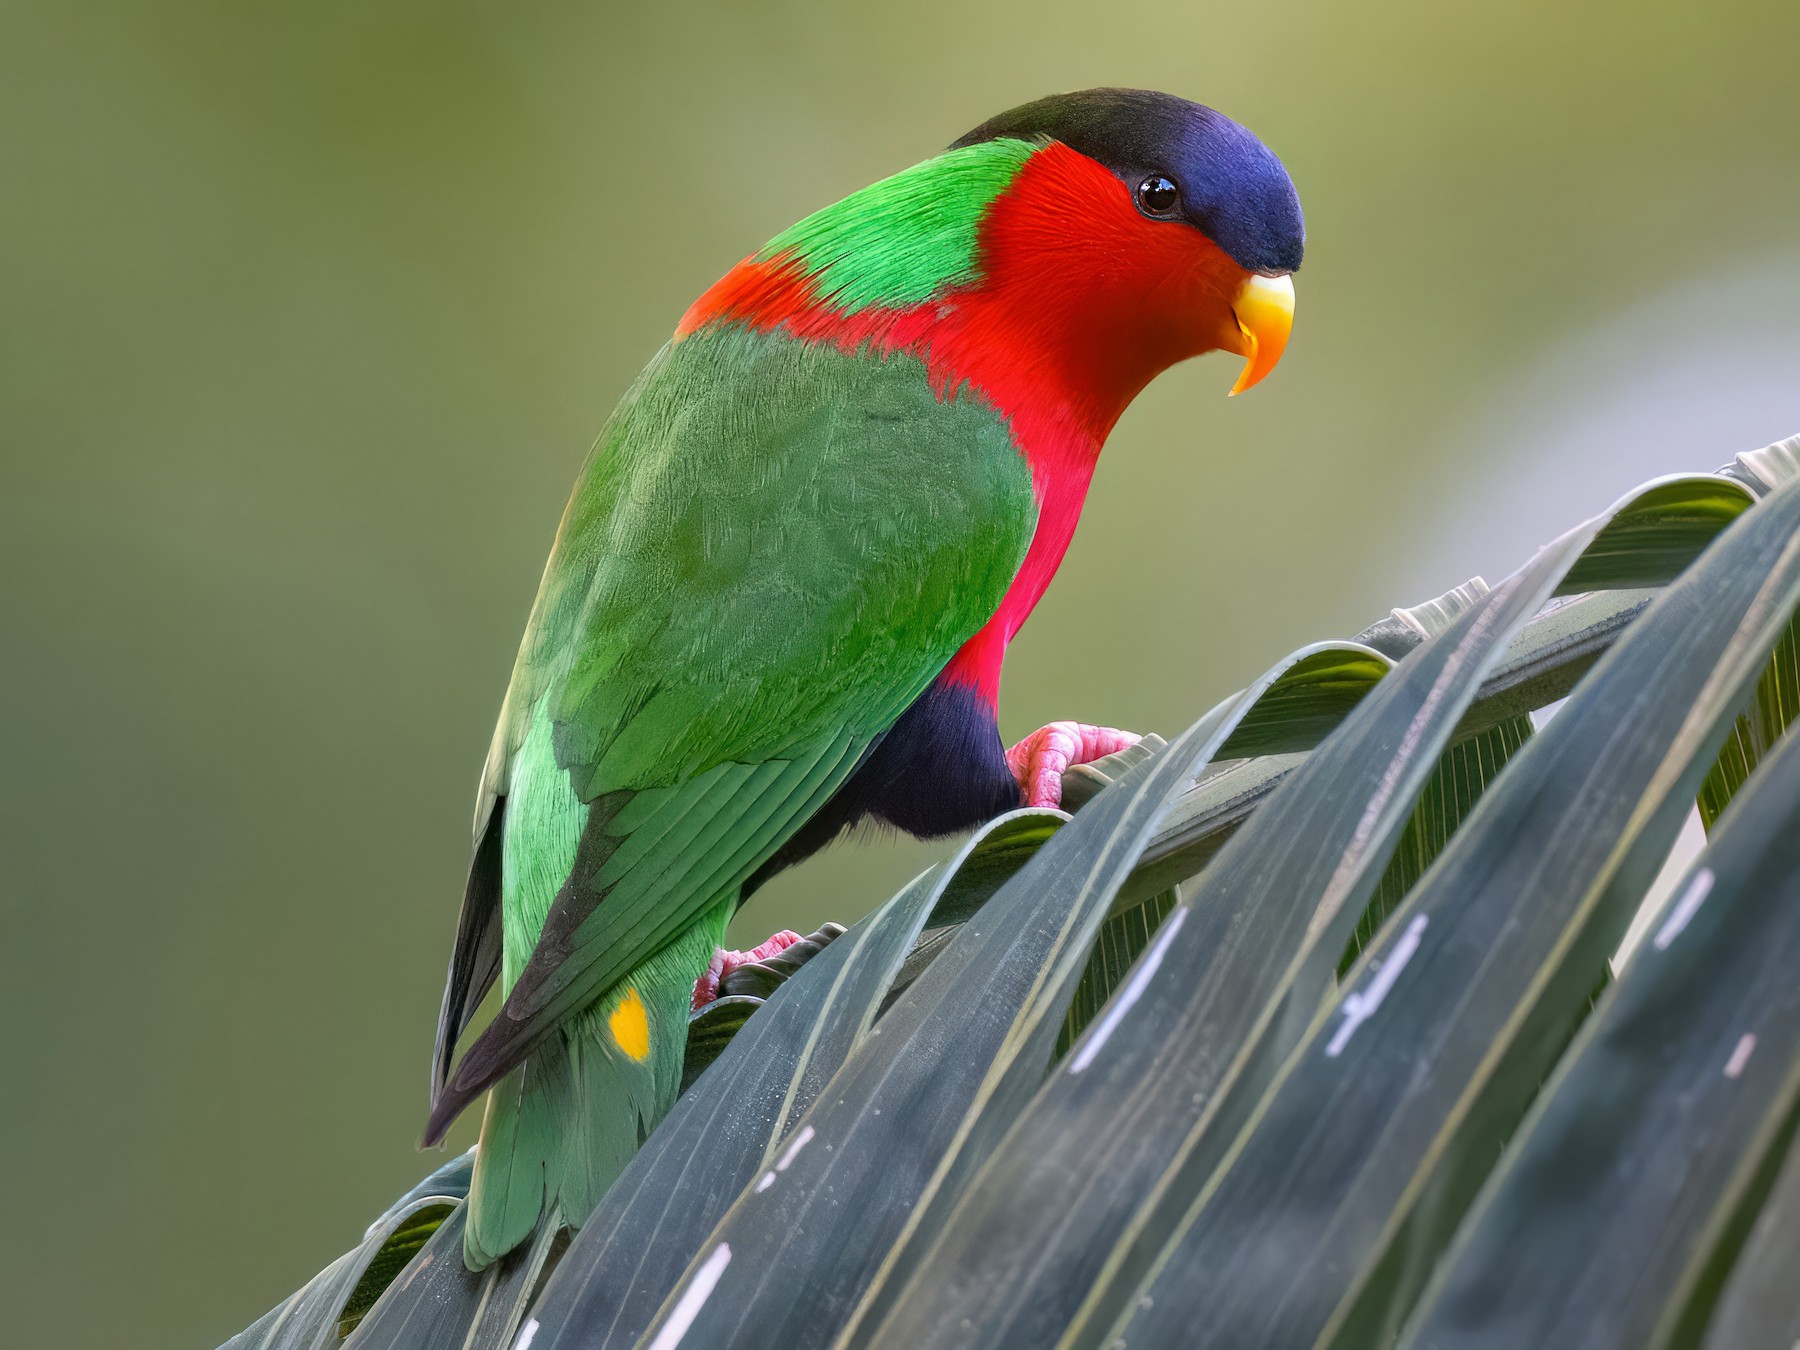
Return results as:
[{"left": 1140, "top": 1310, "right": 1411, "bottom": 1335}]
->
[
  {"left": 451, "top": 322, "right": 1036, "bottom": 1266},
  {"left": 758, "top": 138, "right": 1037, "bottom": 313}
]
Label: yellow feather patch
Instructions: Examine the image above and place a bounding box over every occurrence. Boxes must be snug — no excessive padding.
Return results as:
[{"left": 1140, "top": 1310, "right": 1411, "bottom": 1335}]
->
[{"left": 608, "top": 988, "right": 651, "bottom": 1062}]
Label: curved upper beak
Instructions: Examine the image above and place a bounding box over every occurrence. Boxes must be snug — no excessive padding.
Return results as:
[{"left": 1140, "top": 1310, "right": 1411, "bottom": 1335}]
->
[{"left": 1226, "top": 273, "right": 1296, "bottom": 396}]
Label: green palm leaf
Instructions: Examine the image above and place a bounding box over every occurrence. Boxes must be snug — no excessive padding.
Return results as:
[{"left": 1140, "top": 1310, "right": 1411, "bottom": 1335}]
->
[
  {"left": 1399, "top": 708, "right": 1800, "bottom": 1349},
  {"left": 1105, "top": 468, "right": 1800, "bottom": 1350}
]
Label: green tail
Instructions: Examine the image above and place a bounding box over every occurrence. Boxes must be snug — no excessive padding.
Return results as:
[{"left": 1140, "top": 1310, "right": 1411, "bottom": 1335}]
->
[{"left": 462, "top": 904, "right": 731, "bottom": 1270}]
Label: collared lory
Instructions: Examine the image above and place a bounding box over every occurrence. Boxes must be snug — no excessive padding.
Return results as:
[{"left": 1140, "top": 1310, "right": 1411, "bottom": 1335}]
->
[{"left": 424, "top": 86, "right": 1303, "bottom": 1269}]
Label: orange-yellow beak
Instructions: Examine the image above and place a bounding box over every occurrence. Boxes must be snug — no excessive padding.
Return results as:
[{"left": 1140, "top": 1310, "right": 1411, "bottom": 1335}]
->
[{"left": 1226, "top": 273, "right": 1296, "bottom": 395}]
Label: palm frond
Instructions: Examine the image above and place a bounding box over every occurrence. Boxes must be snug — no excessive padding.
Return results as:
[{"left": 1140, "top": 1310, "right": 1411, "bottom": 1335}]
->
[{"left": 220, "top": 435, "right": 1800, "bottom": 1350}]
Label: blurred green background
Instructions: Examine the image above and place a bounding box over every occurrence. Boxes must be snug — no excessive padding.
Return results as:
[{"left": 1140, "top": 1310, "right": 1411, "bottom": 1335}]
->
[{"left": 4, "top": 1, "right": 1798, "bottom": 1343}]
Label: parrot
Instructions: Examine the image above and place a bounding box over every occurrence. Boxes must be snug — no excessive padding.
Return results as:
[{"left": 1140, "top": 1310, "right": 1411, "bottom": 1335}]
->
[{"left": 422, "top": 86, "right": 1303, "bottom": 1269}]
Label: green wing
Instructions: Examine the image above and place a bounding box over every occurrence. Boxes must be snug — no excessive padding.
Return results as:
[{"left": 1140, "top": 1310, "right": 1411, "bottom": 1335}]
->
[{"left": 426, "top": 323, "right": 1036, "bottom": 1141}]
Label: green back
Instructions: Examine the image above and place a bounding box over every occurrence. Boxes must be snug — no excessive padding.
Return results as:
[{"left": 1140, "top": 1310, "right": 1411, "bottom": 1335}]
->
[{"left": 467, "top": 321, "right": 1037, "bottom": 1073}]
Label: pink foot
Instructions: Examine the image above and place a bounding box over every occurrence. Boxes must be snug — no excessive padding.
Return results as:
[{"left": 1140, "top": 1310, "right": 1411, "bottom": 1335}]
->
[
  {"left": 692, "top": 930, "right": 803, "bottom": 1011},
  {"left": 1006, "top": 722, "right": 1141, "bottom": 809}
]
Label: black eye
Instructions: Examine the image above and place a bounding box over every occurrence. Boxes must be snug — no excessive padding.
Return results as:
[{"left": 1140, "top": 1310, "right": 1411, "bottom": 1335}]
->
[{"left": 1136, "top": 175, "right": 1180, "bottom": 216}]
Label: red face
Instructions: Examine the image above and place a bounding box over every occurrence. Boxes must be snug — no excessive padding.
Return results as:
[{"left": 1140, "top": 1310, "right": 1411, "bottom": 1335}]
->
[{"left": 963, "top": 142, "right": 1294, "bottom": 436}]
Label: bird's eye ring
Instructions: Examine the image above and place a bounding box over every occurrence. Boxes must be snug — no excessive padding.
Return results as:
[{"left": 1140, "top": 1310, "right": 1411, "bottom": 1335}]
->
[{"left": 1136, "top": 175, "right": 1180, "bottom": 216}]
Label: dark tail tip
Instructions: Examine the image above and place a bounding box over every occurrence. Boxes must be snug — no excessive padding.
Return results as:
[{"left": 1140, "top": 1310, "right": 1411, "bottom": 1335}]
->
[
  {"left": 421, "top": 1086, "right": 472, "bottom": 1148},
  {"left": 421, "top": 1013, "right": 527, "bottom": 1147},
  {"left": 421, "top": 1075, "right": 480, "bottom": 1149},
  {"left": 422, "top": 935, "right": 558, "bottom": 1148}
]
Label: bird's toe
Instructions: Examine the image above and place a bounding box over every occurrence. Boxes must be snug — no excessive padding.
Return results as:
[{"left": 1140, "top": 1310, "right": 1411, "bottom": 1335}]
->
[
  {"left": 692, "top": 929, "right": 805, "bottom": 1011},
  {"left": 1005, "top": 721, "right": 1141, "bottom": 809}
]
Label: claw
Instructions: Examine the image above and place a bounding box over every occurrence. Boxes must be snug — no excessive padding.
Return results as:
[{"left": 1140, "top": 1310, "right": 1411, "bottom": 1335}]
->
[
  {"left": 1005, "top": 722, "right": 1141, "bottom": 809},
  {"left": 692, "top": 930, "right": 803, "bottom": 1011}
]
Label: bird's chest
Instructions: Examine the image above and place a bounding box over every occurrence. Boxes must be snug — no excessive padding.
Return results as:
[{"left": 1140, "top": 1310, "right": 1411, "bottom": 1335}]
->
[{"left": 940, "top": 425, "right": 1100, "bottom": 703}]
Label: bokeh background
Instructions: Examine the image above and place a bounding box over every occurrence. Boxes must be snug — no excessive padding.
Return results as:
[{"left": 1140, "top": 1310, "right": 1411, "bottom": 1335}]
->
[{"left": 4, "top": 1, "right": 1799, "bottom": 1343}]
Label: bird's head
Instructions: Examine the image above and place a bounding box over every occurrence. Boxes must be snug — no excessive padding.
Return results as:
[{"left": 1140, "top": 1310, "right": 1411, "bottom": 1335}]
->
[
  {"left": 682, "top": 87, "right": 1302, "bottom": 434},
  {"left": 951, "top": 88, "right": 1301, "bottom": 398}
]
